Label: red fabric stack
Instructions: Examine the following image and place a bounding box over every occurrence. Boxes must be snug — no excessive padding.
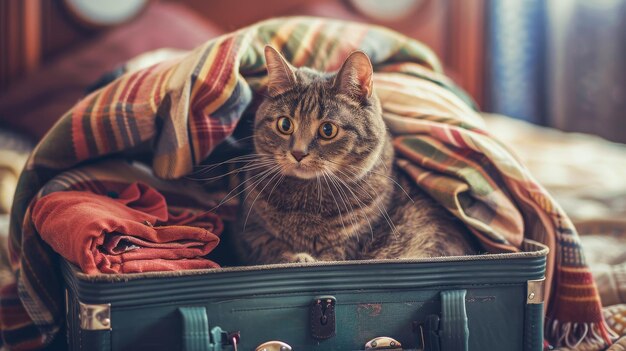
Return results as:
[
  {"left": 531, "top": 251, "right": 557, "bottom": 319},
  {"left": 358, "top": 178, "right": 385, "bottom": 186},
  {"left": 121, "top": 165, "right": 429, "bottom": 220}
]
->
[{"left": 31, "top": 182, "right": 222, "bottom": 274}]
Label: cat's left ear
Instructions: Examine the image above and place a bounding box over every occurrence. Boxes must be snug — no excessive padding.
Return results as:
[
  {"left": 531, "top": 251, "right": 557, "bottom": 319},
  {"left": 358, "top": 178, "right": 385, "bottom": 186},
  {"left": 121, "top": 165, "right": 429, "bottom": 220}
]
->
[
  {"left": 264, "top": 45, "right": 297, "bottom": 97},
  {"left": 334, "top": 51, "right": 373, "bottom": 101}
]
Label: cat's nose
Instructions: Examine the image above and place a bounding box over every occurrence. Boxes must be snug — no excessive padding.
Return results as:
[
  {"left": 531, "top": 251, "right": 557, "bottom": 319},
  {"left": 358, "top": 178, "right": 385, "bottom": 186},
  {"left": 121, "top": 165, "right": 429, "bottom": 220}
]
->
[{"left": 290, "top": 150, "right": 308, "bottom": 162}]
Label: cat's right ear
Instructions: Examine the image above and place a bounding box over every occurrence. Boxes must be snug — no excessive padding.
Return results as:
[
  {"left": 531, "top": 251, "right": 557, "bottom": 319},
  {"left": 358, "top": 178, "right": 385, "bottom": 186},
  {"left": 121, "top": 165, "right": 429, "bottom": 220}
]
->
[
  {"left": 264, "top": 46, "right": 296, "bottom": 97},
  {"left": 334, "top": 51, "right": 373, "bottom": 102}
]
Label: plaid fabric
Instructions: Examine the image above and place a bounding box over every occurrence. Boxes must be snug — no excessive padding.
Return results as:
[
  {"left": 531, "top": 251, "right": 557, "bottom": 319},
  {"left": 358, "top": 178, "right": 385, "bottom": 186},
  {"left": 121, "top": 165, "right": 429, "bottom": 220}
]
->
[{"left": 0, "top": 17, "right": 614, "bottom": 349}]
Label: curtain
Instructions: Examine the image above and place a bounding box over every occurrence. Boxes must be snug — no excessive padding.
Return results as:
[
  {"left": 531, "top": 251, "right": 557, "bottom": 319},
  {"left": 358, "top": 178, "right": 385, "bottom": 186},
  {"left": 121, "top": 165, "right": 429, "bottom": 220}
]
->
[{"left": 486, "top": 0, "right": 626, "bottom": 143}]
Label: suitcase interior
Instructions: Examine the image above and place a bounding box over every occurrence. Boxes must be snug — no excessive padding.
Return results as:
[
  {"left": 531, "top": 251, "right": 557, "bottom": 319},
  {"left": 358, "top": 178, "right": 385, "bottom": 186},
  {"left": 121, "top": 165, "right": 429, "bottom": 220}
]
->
[{"left": 62, "top": 240, "right": 548, "bottom": 351}]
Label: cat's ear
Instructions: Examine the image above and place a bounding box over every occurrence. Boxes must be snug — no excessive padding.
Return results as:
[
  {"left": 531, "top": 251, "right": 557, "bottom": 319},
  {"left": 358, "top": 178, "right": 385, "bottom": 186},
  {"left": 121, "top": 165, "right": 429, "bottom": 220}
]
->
[
  {"left": 334, "top": 51, "right": 373, "bottom": 101},
  {"left": 264, "top": 45, "right": 296, "bottom": 97}
]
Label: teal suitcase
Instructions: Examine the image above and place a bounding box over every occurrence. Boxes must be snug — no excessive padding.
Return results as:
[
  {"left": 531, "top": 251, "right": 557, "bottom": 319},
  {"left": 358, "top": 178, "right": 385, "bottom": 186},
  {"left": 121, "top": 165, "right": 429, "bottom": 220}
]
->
[{"left": 61, "top": 240, "right": 547, "bottom": 351}]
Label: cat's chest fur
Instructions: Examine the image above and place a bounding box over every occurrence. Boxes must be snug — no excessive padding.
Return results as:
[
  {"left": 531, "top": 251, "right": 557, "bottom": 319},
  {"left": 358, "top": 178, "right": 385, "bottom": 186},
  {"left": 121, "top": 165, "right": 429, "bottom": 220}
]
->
[
  {"left": 237, "top": 158, "right": 476, "bottom": 264},
  {"left": 242, "top": 166, "right": 395, "bottom": 254}
]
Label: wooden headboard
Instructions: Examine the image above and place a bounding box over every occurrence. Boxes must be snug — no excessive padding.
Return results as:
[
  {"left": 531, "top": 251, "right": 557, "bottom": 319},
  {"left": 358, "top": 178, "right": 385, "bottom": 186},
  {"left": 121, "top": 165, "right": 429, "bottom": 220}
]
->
[
  {"left": 1, "top": 0, "right": 485, "bottom": 106},
  {"left": 0, "top": 0, "right": 96, "bottom": 92}
]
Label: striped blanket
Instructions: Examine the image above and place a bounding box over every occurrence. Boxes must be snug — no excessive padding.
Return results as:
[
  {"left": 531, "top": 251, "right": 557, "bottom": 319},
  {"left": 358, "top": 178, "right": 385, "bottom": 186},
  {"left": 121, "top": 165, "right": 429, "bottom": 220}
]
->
[{"left": 0, "top": 17, "right": 615, "bottom": 349}]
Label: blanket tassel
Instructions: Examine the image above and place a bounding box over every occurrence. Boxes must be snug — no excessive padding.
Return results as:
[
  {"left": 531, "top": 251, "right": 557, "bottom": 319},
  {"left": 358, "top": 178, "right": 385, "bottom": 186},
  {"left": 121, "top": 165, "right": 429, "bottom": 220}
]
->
[{"left": 547, "top": 319, "right": 618, "bottom": 348}]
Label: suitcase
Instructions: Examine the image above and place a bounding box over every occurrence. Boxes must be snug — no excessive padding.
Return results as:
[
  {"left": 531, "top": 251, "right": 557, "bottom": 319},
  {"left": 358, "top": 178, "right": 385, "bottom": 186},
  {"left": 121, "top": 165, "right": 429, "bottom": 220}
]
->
[{"left": 61, "top": 240, "right": 547, "bottom": 351}]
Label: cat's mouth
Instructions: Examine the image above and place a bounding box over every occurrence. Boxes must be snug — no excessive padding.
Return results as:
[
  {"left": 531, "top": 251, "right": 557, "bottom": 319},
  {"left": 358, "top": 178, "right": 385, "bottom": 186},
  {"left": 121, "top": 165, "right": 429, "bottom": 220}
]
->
[
  {"left": 280, "top": 161, "right": 322, "bottom": 180},
  {"left": 288, "top": 167, "right": 318, "bottom": 179}
]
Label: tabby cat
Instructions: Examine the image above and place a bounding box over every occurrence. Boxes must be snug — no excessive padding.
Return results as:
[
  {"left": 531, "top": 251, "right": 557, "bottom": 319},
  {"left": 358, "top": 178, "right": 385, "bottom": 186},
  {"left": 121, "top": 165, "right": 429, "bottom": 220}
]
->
[{"left": 235, "top": 46, "right": 476, "bottom": 264}]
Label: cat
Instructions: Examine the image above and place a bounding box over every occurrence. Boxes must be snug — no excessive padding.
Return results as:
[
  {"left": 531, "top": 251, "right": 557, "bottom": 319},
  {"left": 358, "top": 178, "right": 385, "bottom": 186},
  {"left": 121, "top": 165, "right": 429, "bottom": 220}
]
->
[{"left": 235, "top": 46, "right": 476, "bottom": 264}]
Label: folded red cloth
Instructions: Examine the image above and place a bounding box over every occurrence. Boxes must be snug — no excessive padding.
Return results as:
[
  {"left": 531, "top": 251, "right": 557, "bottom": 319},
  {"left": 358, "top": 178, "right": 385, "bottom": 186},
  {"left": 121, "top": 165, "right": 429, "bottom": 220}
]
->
[{"left": 31, "top": 182, "right": 222, "bottom": 274}]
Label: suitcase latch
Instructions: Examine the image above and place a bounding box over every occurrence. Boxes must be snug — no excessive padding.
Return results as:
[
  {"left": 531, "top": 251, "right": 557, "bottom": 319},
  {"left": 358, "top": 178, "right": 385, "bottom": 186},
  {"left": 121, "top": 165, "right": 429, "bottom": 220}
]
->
[
  {"left": 78, "top": 302, "right": 111, "bottom": 330},
  {"left": 255, "top": 341, "right": 292, "bottom": 351},
  {"left": 310, "top": 296, "right": 336, "bottom": 340},
  {"left": 364, "top": 336, "right": 403, "bottom": 350}
]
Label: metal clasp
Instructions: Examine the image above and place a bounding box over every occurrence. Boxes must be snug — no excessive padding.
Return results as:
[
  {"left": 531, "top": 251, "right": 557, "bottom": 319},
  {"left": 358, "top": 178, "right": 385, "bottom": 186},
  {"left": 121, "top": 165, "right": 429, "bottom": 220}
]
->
[
  {"left": 255, "top": 341, "right": 293, "bottom": 351},
  {"left": 79, "top": 302, "right": 111, "bottom": 330},
  {"left": 365, "top": 336, "right": 403, "bottom": 350},
  {"left": 310, "top": 296, "right": 336, "bottom": 340},
  {"left": 527, "top": 277, "right": 546, "bottom": 304}
]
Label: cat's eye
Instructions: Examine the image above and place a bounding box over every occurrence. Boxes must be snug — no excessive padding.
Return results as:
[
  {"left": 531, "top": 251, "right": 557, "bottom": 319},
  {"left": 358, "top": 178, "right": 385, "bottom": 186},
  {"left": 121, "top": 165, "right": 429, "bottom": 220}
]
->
[
  {"left": 277, "top": 117, "right": 294, "bottom": 135},
  {"left": 318, "top": 122, "right": 338, "bottom": 139}
]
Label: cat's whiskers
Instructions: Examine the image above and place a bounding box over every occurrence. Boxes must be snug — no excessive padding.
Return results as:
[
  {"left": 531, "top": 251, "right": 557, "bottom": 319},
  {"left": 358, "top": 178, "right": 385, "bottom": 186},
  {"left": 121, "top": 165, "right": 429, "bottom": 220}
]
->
[
  {"left": 316, "top": 174, "right": 323, "bottom": 215},
  {"left": 231, "top": 135, "right": 257, "bottom": 143},
  {"left": 321, "top": 170, "right": 350, "bottom": 239},
  {"left": 327, "top": 159, "right": 414, "bottom": 203},
  {"left": 242, "top": 166, "right": 284, "bottom": 232},
  {"left": 209, "top": 164, "right": 280, "bottom": 212},
  {"left": 323, "top": 169, "right": 364, "bottom": 241},
  {"left": 239, "top": 164, "right": 282, "bottom": 207},
  {"left": 266, "top": 172, "right": 285, "bottom": 203},
  {"left": 192, "top": 160, "right": 277, "bottom": 182},
  {"left": 325, "top": 170, "right": 375, "bottom": 241},
  {"left": 360, "top": 176, "right": 401, "bottom": 239},
  {"left": 324, "top": 170, "right": 363, "bottom": 242},
  {"left": 330, "top": 166, "right": 400, "bottom": 239},
  {"left": 192, "top": 153, "right": 272, "bottom": 175},
  {"left": 327, "top": 166, "right": 381, "bottom": 237}
]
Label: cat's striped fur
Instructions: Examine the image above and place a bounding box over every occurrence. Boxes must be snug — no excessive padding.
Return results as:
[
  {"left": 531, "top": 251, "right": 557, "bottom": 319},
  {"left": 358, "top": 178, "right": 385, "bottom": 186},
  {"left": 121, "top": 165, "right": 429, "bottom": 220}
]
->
[{"left": 235, "top": 46, "right": 476, "bottom": 264}]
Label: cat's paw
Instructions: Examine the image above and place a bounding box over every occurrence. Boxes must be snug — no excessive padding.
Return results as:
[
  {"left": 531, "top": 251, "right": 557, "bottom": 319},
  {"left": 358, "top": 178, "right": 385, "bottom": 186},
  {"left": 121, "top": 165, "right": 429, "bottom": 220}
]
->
[{"left": 285, "top": 252, "right": 317, "bottom": 263}]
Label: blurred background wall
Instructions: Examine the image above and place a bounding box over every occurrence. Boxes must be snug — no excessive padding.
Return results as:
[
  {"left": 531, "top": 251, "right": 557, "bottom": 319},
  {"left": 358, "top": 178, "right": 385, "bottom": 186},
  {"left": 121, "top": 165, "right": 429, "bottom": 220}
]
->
[
  {"left": 545, "top": 0, "right": 626, "bottom": 142},
  {"left": 0, "top": 0, "right": 624, "bottom": 142},
  {"left": 485, "top": 0, "right": 626, "bottom": 142}
]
